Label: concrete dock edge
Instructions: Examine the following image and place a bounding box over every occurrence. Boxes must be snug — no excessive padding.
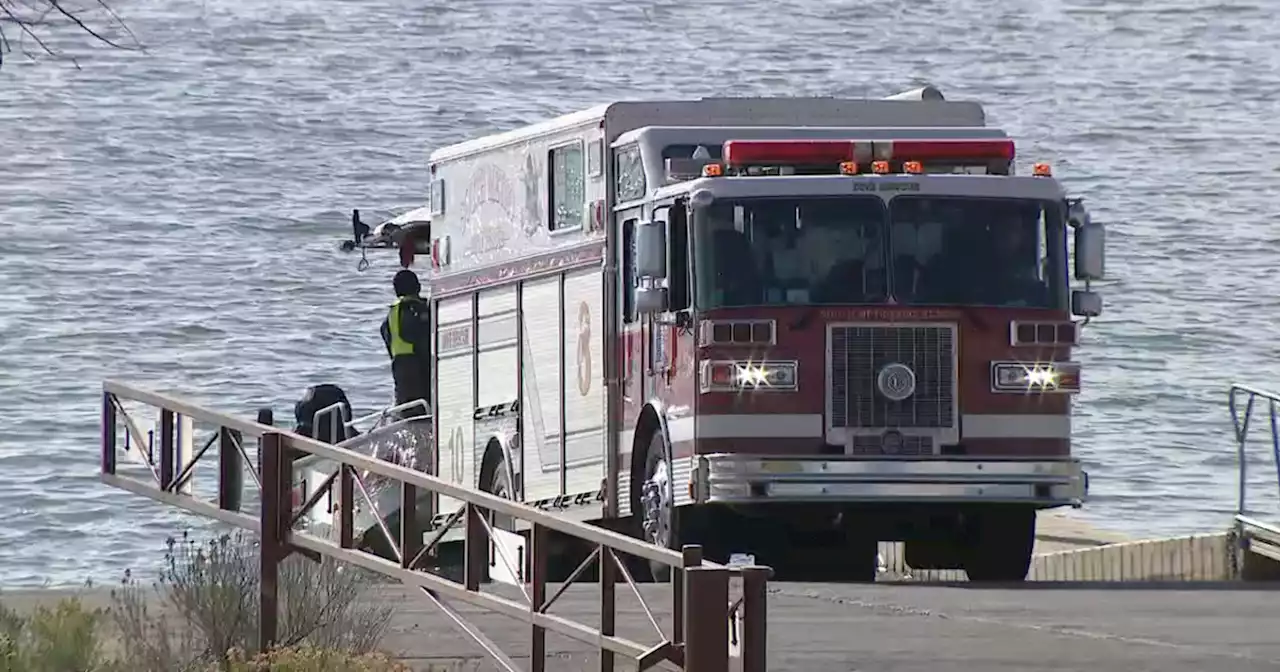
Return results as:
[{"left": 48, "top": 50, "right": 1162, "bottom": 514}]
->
[{"left": 877, "top": 513, "right": 1239, "bottom": 582}]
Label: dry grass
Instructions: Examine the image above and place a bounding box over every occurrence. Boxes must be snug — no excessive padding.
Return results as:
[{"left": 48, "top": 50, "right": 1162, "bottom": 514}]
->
[{"left": 0, "top": 529, "right": 468, "bottom": 671}]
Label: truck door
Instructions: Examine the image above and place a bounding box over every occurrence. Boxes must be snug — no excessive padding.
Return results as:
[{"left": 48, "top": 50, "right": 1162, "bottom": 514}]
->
[
  {"left": 616, "top": 205, "right": 645, "bottom": 456},
  {"left": 645, "top": 203, "right": 695, "bottom": 450}
]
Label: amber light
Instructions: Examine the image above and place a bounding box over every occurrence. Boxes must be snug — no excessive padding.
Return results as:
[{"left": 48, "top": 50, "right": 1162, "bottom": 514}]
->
[
  {"left": 702, "top": 163, "right": 724, "bottom": 177},
  {"left": 871, "top": 160, "right": 890, "bottom": 174},
  {"left": 839, "top": 161, "right": 859, "bottom": 175},
  {"left": 1032, "top": 162, "right": 1053, "bottom": 177},
  {"left": 903, "top": 160, "right": 924, "bottom": 174}
]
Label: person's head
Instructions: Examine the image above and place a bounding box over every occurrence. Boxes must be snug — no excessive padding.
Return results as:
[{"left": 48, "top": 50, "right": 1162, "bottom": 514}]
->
[{"left": 393, "top": 269, "right": 421, "bottom": 297}]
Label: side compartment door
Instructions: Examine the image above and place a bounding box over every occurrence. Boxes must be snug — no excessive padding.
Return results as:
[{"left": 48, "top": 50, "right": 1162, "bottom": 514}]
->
[
  {"left": 562, "top": 266, "right": 607, "bottom": 499},
  {"left": 475, "top": 287, "right": 520, "bottom": 496},
  {"left": 434, "top": 295, "right": 476, "bottom": 517},
  {"left": 519, "top": 275, "right": 564, "bottom": 502}
]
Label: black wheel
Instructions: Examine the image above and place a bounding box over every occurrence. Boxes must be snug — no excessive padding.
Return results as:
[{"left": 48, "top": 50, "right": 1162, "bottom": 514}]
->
[
  {"left": 483, "top": 460, "right": 515, "bottom": 530},
  {"left": 962, "top": 506, "right": 1037, "bottom": 582},
  {"left": 639, "top": 433, "right": 680, "bottom": 582}
]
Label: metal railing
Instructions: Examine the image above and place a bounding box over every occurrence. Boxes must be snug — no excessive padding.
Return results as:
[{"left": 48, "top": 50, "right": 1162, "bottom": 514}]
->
[
  {"left": 1226, "top": 384, "right": 1280, "bottom": 577},
  {"left": 100, "top": 380, "right": 769, "bottom": 671},
  {"left": 1227, "top": 384, "right": 1280, "bottom": 520}
]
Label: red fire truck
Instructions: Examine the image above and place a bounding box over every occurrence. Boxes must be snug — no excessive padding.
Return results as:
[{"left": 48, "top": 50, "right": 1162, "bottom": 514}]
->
[{"left": 355, "top": 85, "right": 1104, "bottom": 583}]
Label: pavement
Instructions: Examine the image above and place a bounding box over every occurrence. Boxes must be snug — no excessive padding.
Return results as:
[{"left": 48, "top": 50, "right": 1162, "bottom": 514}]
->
[
  {"left": 11, "top": 514, "right": 1276, "bottom": 671},
  {"left": 363, "top": 579, "right": 1280, "bottom": 672},
  {"left": 13, "top": 578, "right": 1277, "bottom": 671}
]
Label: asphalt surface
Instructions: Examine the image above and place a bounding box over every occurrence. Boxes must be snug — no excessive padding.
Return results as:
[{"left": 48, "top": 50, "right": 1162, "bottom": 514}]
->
[
  {"left": 369, "top": 580, "right": 1280, "bottom": 672},
  {"left": 6, "top": 579, "right": 1278, "bottom": 671}
]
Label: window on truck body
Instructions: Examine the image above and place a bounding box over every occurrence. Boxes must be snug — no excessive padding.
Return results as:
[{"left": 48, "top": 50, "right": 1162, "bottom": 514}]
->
[
  {"left": 549, "top": 140, "right": 586, "bottom": 232},
  {"left": 613, "top": 143, "right": 645, "bottom": 203},
  {"left": 621, "top": 218, "right": 638, "bottom": 323}
]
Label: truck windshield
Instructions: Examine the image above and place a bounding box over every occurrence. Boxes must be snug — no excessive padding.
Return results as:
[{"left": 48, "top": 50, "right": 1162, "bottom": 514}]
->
[
  {"left": 888, "top": 196, "right": 1067, "bottom": 309},
  {"left": 694, "top": 196, "right": 888, "bottom": 308}
]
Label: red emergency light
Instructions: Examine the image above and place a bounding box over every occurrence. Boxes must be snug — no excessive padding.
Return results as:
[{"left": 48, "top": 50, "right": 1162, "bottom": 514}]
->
[
  {"left": 722, "top": 140, "right": 856, "bottom": 167},
  {"left": 879, "top": 139, "right": 1015, "bottom": 163}
]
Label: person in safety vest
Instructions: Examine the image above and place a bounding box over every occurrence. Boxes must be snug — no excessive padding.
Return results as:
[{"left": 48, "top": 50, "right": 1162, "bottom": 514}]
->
[{"left": 381, "top": 269, "right": 431, "bottom": 417}]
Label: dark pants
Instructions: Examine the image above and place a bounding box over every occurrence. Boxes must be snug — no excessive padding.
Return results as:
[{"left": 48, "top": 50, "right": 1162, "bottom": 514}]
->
[{"left": 391, "top": 355, "right": 431, "bottom": 417}]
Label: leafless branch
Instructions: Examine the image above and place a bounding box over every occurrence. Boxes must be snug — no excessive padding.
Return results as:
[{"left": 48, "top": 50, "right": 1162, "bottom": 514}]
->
[{"left": 0, "top": 0, "right": 143, "bottom": 69}]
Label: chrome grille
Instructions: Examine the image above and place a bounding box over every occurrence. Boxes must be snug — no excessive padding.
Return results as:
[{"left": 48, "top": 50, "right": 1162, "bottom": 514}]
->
[
  {"left": 848, "top": 435, "right": 934, "bottom": 456},
  {"left": 830, "top": 325, "right": 955, "bottom": 429}
]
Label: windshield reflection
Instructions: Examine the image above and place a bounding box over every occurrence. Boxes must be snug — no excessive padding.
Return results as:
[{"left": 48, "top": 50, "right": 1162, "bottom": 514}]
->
[
  {"left": 694, "top": 195, "right": 1066, "bottom": 310},
  {"left": 890, "top": 196, "right": 1064, "bottom": 309},
  {"left": 694, "top": 196, "right": 888, "bottom": 308}
]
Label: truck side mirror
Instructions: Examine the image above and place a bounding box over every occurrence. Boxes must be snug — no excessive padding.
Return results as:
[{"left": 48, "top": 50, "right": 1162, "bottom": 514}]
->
[
  {"left": 1071, "top": 210, "right": 1105, "bottom": 282},
  {"left": 1072, "top": 290, "right": 1103, "bottom": 318},
  {"left": 634, "top": 286, "right": 668, "bottom": 315},
  {"left": 636, "top": 219, "right": 667, "bottom": 279}
]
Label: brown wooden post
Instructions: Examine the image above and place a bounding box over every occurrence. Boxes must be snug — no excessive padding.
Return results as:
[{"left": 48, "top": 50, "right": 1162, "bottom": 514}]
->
[
  {"left": 338, "top": 465, "right": 354, "bottom": 549},
  {"left": 101, "top": 392, "right": 116, "bottom": 475},
  {"left": 529, "top": 524, "right": 549, "bottom": 672},
  {"left": 255, "top": 409, "right": 273, "bottom": 474},
  {"left": 683, "top": 566, "right": 730, "bottom": 672},
  {"left": 400, "top": 483, "right": 420, "bottom": 569},
  {"left": 739, "top": 566, "right": 769, "bottom": 672},
  {"left": 599, "top": 543, "right": 617, "bottom": 672},
  {"left": 463, "top": 503, "right": 486, "bottom": 590},
  {"left": 218, "top": 427, "right": 244, "bottom": 512},
  {"left": 673, "top": 545, "right": 703, "bottom": 650},
  {"left": 258, "top": 432, "right": 285, "bottom": 651},
  {"left": 159, "top": 409, "right": 175, "bottom": 490}
]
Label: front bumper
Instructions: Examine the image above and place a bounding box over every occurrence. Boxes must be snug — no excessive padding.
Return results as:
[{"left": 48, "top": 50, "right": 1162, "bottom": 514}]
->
[{"left": 694, "top": 454, "right": 1088, "bottom": 507}]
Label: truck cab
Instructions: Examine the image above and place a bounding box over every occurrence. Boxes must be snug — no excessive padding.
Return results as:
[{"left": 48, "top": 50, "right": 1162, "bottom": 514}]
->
[{"left": 618, "top": 125, "right": 1105, "bottom": 582}]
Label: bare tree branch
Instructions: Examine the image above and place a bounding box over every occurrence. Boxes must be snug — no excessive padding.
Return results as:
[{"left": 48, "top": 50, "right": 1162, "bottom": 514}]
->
[{"left": 0, "top": 0, "right": 143, "bottom": 69}]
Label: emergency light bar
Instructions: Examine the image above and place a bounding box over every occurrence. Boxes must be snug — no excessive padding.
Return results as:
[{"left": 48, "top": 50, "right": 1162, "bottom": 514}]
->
[
  {"left": 722, "top": 140, "right": 856, "bottom": 167},
  {"left": 719, "top": 138, "right": 1016, "bottom": 172},
  {"left": 875, "top": 139, "right": 1015, "bottom": 162}
]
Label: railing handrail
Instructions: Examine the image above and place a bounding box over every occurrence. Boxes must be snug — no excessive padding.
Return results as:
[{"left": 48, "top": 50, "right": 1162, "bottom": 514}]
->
[
  {"left": 347, "top": 399, "right": 433, "bottom": 429},
  {"left": 310, "top": 399, "right": 434, "bottom": 442},
  {"left": 1227, "top": 383, "right": 1280, "bottom": 518},
  {"left": 101, "top": 379, "right": 770, "bottom": 670},
  {"left": 107, "top": 380, "right": 277, "bottom": 438},
  {"left": 103, "top": 379, "right": 695, "bottom": 569}
]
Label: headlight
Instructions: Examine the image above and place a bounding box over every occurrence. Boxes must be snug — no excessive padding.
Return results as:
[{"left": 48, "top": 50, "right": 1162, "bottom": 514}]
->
[
  {"left": 701, "top": 360, "right": 798, "bottom": 393},
  {"left": 990, "top": 361, "right": 1081, "bottom": 393}
]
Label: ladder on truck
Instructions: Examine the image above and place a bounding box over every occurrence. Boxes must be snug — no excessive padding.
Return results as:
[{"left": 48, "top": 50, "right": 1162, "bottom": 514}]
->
[
  {"left": 1227, "top": 383, "right": 1280, "bottom": 579},
  {"left": 98, "top": 380, "right": 770, "bottom": 671}
]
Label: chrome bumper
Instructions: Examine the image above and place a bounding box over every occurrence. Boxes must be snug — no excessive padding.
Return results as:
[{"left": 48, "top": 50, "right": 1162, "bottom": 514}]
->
[{"left": 694, "top": 454, "right": 1088, "bottom": 507}]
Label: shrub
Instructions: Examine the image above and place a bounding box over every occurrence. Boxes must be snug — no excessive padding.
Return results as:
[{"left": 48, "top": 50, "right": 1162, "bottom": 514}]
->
[
  {"left": 109, "top": 530, "right": 396, "bottom": 671},
  {"left": 0, "top": 591, "right": 480, "bottom": 672},
  {"left": 216, "top": 645, "right": 413, "bottom": 671},
  {"left": 0, "top": 596, "right": 125, "bottom": 672}
]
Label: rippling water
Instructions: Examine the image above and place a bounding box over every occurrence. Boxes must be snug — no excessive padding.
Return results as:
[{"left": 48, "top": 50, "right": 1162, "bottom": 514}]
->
[{"left": 2, "top": 0, "right": 1279, "bottom": 588}]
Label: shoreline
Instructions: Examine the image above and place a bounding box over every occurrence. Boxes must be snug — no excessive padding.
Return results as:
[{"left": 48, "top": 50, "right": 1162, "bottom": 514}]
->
[{"left": 1, "top": 510, "right": 1139, "bottom": 598}]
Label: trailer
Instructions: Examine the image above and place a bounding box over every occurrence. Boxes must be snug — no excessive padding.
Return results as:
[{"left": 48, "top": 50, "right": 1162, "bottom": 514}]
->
[{"left": 310, "top": 85, "right": 1106, "bottom": 583}]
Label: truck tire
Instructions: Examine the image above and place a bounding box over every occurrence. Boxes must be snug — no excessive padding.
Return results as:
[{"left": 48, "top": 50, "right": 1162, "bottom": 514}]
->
[
  {"left": 961, "top": 506, "right": 1037, "bottom": 582},
  {"left": 639, "top": 432, "right": 681, "bottom": 582}
]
